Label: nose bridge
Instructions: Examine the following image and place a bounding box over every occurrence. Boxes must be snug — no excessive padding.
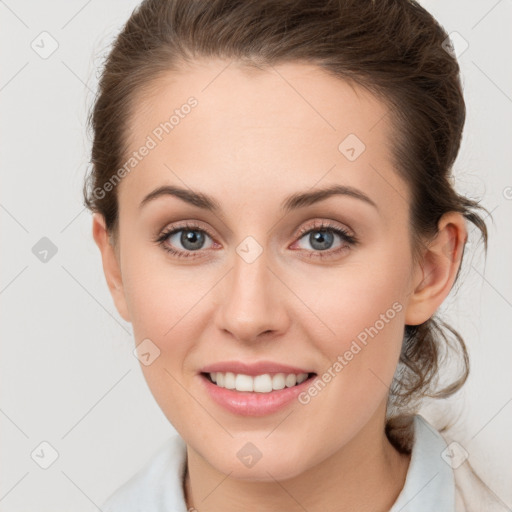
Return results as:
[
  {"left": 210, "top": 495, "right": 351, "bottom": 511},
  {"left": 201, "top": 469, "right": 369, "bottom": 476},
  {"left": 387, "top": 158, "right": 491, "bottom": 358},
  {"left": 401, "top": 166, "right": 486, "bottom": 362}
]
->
[
  {"left": 233, "top": 241, "right": 270, "bottom": 302},
  {"left": 214, "top": 237, "right": 288, "bottom": 341}
]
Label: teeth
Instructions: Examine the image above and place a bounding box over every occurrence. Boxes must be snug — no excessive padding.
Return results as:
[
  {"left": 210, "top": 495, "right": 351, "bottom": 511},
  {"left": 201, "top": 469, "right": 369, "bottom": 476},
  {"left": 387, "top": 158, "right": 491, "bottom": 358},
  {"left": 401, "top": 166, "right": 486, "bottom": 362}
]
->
[
  {"left": 285, "top": 374, "right": 297, "bottom": 387},
  {"left": 235, "top": 373, "right": 254, "bottom": 392},
  {"left": 208, "top": 372, "right": 309, "bottom": 392},
  {"left": 224, "top": 372, "right": 236, "bottom": 389}
]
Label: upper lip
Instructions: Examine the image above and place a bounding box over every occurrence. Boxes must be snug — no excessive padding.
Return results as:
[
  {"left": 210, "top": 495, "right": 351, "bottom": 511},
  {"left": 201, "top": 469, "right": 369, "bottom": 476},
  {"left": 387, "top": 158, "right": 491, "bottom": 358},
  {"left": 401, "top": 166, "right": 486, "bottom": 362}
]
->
[{"left": 200, "top": 360, "right": 314, "bottom": 376}]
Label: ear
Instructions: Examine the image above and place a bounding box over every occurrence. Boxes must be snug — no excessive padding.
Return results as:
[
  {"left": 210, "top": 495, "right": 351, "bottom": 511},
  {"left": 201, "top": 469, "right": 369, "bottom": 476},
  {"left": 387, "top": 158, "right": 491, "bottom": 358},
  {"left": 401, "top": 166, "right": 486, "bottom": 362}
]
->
[
  {"left": 404, "top": 212, "right": 468, "bottom": 326},
  {"left": 92, "top": 213, "right": 131, "bottom": 323}
]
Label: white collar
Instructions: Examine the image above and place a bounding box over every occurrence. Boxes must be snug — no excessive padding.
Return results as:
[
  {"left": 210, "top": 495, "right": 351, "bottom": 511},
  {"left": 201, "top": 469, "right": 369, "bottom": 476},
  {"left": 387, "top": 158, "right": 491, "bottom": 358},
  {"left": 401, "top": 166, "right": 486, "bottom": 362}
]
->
[
  {"left": 102, "top": 432, "right": 189, "bottom": 511},
  {"left": 102, "top": 414, "right": 454, "bottom": 512},
  {"left": 390, "top": 414, "right": 455, "bottom": 511}
]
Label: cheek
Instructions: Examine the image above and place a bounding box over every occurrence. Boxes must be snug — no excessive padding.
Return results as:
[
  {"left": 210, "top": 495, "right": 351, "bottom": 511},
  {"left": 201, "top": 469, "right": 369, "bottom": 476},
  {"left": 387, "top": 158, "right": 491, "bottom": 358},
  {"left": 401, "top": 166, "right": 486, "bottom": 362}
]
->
[
  {"left": 121, "top": 243, "right": 198, "bottom": 336},
  {"left": 121, "top": 256, "right": 204, "bottom": 429},
  {"left": 296, "top": 252, "right": 409, "bottom": 400},
  {"left": 296, "top": 250, "right": 408, "bottom": 347},
  {"left": 294, "top": 270, "right": 407, "bottom": 447}
]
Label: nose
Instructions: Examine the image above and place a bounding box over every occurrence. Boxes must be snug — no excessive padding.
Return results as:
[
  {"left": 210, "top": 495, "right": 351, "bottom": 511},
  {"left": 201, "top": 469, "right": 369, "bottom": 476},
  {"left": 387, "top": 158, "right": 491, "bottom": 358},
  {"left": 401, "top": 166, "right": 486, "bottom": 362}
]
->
[{"left": 213, "top": 246, "right": 290, "bottom": 344}]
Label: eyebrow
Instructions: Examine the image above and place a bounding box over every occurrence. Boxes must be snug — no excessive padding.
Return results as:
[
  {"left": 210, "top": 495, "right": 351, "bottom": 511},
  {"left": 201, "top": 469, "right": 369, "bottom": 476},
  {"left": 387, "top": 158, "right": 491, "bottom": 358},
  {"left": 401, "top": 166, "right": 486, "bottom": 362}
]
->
[{"left": 139, "top": 183, "right": 378, "bottom": 213}]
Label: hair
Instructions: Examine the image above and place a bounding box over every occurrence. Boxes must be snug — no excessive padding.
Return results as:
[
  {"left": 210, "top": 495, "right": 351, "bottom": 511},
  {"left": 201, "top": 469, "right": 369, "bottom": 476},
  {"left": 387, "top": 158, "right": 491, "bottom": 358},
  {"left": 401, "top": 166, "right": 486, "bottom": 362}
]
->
[{"left": 83, "top": 0, "right": 490, "bottom": 450}]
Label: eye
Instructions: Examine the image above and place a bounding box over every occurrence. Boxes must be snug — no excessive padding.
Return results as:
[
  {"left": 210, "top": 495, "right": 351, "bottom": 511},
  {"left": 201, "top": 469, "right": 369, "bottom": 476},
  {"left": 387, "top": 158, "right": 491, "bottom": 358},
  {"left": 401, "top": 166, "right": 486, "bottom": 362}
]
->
[
  {"left": 292, "top": 220, "right": 358, "bottom": 259},
  {"left": 154, "top": 219, "right": 358, "bottom": 260},
  {"left": 155, "top": 222, "right": 216, "bottom": 259}
]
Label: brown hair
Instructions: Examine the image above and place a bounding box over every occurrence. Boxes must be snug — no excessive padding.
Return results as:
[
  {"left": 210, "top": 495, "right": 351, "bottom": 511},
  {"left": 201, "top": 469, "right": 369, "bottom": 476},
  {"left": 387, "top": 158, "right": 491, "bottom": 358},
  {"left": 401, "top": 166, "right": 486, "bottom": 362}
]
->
[{"left": 83, "top": 0, "right": 490, "bottom": 446}]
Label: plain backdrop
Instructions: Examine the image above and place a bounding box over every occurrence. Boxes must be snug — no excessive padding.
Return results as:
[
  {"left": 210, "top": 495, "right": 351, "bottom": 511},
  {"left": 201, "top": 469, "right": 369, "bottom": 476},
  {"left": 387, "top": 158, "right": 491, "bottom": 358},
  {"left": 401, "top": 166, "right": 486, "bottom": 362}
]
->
[{"left": 1, "top": 1, "right": 511, "bottom": 510}]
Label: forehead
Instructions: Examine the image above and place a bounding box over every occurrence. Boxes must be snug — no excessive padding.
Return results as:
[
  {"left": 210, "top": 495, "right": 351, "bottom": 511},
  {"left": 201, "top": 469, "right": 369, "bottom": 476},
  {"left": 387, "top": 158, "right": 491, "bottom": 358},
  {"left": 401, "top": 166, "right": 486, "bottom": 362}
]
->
[{"left": 119, "top": 59, "right": 409, "bottom": 219}]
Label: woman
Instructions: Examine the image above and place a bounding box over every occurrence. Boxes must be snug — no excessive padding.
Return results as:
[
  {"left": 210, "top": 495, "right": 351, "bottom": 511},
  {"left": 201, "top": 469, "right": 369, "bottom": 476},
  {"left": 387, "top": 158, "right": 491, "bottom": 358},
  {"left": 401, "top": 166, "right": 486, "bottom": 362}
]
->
[{"left": 84, "top": 0, "right": 501, "bottom": 510}]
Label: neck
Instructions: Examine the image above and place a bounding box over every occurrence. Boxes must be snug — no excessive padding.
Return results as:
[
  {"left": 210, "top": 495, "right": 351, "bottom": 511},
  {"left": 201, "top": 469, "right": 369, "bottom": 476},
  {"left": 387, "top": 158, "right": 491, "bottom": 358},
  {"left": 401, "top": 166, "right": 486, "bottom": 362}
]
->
[{"left": 183, "top": 409, "right": 411, "bottom": 512}]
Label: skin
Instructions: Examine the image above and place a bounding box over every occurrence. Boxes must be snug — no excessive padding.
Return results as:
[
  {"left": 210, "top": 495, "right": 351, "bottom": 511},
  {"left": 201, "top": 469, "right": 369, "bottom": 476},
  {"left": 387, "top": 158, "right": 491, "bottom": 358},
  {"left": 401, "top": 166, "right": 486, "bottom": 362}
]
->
[{"left": 93, "top": 59, "right": 467, "bottom": 511}]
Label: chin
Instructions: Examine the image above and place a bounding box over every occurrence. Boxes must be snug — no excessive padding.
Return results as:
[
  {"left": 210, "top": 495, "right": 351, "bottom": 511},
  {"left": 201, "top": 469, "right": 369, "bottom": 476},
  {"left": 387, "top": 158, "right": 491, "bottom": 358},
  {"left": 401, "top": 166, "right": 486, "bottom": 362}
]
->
[{"left": 204, "top": 446, "right": 312, "bottom": 482}]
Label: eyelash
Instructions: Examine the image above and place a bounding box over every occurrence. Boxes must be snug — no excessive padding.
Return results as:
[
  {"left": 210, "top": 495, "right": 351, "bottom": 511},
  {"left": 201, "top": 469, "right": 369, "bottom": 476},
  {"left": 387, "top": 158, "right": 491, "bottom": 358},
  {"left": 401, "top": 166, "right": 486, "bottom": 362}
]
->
[{"left": 154, "top": 220, "right": 358, "bottom": 260}]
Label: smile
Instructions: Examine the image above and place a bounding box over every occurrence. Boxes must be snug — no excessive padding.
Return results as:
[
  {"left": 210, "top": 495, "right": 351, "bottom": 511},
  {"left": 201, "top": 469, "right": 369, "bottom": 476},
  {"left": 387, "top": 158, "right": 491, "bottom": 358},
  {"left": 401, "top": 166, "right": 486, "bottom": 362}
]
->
[{"left": 199, "top": 369, "right": 318, "bottom": 416}]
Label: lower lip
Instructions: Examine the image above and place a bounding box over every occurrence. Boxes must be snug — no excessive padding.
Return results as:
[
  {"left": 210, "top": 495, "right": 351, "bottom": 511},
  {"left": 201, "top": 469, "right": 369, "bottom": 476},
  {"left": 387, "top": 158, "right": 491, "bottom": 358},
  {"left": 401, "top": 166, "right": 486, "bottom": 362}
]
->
[{"left": 199, "top": 373, "right": 316, "bottom": 416}]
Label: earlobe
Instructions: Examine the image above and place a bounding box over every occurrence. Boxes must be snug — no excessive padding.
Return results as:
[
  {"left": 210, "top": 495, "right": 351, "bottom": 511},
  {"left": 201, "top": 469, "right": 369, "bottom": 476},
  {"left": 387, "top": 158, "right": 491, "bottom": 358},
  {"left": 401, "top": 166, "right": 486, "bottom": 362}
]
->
[
  {"left": 91, "top": 213, "right": 131, "bottom": 323},
  {"left": 404, "top": 212, "right": 467, "bottom": 326}
]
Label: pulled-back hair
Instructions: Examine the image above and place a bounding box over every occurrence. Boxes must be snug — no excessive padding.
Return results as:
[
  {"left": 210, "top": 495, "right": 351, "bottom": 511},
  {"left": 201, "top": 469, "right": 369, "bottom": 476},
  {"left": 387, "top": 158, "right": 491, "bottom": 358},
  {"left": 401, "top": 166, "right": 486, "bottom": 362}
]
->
[{"left": 83, "top": 0, "right": 489, "bottom": 450}]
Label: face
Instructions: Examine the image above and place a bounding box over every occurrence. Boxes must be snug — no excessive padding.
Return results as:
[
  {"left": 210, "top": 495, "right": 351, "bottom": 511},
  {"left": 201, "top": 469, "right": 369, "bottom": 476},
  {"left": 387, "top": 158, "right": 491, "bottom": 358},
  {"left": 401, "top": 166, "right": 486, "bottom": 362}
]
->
[{"left": 99, "top": 59, "right": 427, "bottom": 480}]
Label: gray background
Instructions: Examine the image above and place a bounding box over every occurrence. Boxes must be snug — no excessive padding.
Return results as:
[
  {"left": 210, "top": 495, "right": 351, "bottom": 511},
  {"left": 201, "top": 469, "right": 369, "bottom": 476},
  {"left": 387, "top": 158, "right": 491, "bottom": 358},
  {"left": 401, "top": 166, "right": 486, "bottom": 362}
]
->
[{"left": 1, "top": 0, "right": 511, "bottom": 510}]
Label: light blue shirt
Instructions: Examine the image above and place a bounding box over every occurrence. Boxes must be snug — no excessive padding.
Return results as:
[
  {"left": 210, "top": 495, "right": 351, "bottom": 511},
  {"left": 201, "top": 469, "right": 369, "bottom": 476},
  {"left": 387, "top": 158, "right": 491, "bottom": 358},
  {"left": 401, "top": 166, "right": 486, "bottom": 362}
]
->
[{"left": 102, "top": 414, "right": 455, "bottom": 512}]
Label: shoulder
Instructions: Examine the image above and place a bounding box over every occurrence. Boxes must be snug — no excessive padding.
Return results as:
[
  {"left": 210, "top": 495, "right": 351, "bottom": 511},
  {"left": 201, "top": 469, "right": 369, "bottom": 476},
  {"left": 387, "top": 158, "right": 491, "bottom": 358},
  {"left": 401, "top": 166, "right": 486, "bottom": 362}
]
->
[
  {"left": 451, "top": 447, "right": 509, "bottom": 512},
  {"left": 101, "top": 433, "right": 188, "bottom": 512},
  {"left": 389, "top": 414, "right": 507, "bottom": 512}
]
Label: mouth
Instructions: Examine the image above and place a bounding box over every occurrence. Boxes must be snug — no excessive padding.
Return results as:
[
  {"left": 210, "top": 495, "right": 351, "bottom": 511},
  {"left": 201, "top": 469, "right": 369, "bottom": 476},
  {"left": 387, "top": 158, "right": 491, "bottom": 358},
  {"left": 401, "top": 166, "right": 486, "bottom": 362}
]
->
[
  {"left": 201, "top": 371, "right": 317, "bottom": 393},
  {"left": 198, "top": 369, "right": 318, "bottom": 416}
]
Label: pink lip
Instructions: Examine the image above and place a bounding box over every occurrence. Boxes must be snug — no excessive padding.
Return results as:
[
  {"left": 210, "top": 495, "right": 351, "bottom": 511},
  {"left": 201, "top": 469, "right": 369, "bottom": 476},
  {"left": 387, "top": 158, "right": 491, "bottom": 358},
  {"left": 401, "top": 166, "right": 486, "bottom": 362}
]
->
[
  {"left": 200, "top": 360, "right": 312, "bottom": 376},
  {"left": 199, "top": 373, "right": 316, "bottom": 416}
]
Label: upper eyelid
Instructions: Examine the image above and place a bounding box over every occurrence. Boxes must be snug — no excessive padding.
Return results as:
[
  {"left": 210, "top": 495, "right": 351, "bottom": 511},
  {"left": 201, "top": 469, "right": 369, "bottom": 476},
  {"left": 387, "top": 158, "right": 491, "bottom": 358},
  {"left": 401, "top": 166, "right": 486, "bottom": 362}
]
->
[{"left": 296, "top": 219, "right": 353, "bottom": 236}]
